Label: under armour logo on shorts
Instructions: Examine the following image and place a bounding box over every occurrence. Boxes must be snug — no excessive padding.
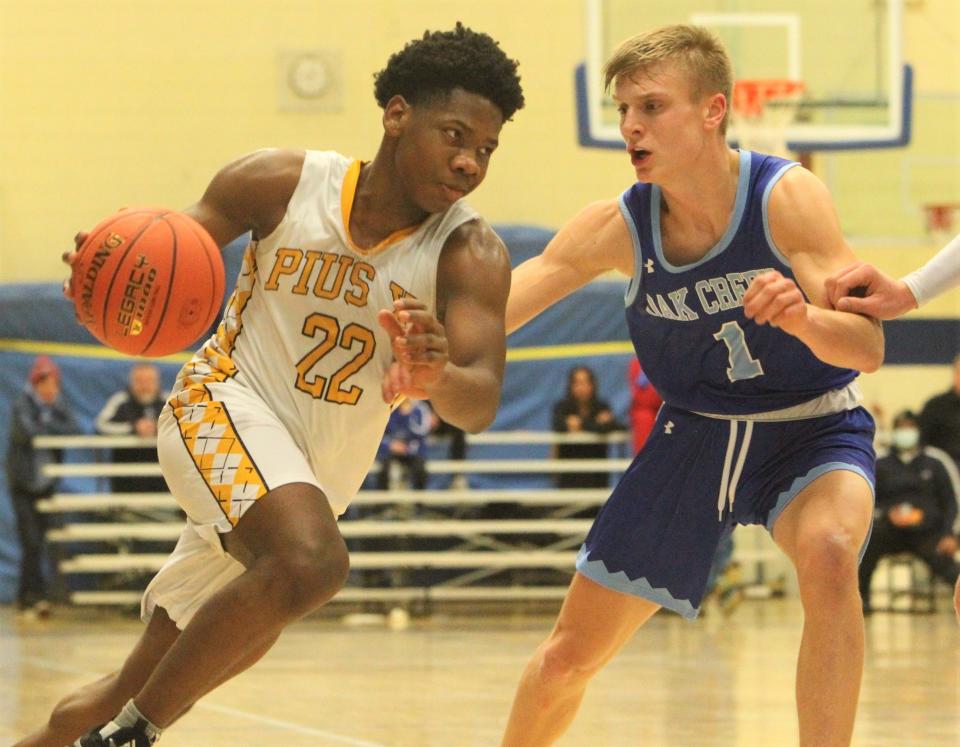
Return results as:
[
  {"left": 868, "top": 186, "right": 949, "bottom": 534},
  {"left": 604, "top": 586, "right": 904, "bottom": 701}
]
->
[
  {"left": 664, "top": 420, "right": 674, "bottom": 434},
  {"left": 645, "top": 259, "right": 655, "bottom": 274}
]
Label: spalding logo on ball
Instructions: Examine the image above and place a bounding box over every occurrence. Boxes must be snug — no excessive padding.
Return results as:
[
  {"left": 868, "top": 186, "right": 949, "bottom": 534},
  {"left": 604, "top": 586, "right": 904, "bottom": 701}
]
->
[{"left": 71, "top": 207, "right": 225, "bottom": 357}]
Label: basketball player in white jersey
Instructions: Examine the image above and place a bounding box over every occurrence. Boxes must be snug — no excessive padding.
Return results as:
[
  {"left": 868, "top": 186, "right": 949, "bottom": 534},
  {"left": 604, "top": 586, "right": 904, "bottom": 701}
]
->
[
  {"left": 15, "top": 24, "right": 524, "bottom": 747},
  {"left": 827, "top": 233, "right": 960, "bottom": 622}
]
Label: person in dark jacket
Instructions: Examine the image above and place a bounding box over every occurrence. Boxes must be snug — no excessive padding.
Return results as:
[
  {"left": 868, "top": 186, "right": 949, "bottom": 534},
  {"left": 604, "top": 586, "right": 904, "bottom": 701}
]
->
[
  {"left": 918, "top": 355, "right": 960, "bottom": 466},
  {"left": 4, "top": 356, "right": 79, "bottom": 614},
  {"left": 551, "top": 366, "right": 623, "bottom": 489},
  {"left": 859, "top": 410, "right": 960, "bottom": 613},
  {"left": 95, "top": 364, "right": 167, "bottom": 493}
]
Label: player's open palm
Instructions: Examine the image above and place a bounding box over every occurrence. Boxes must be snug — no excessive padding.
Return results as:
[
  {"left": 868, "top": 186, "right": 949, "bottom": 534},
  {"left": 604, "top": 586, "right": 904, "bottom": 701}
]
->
[
  {"left": 377, "top": 298, "right": 449, "bottom": 402},
  {"left": 743, "top": 270, "right": 808, "bottom": 337}
]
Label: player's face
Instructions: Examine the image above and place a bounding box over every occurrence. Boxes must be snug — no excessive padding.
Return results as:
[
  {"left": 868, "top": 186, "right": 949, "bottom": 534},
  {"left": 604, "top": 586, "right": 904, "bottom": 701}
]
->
[
  {"left": 614, "top": 63, "right": 719, "bottom": 183},
  {"left": 393, "top": 89, "right": 504, "bottom": 214}
]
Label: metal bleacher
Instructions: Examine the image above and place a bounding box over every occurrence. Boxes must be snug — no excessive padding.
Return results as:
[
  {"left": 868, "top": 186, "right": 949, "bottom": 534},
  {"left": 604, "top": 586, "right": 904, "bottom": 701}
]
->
[{"left": 35, "top": 432, "right": 634, "bottom": 609}]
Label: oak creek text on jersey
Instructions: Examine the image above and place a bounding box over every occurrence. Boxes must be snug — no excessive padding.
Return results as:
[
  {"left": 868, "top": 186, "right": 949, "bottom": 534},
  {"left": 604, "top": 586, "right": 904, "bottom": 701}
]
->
[{"left": 642, "top": 267, "right": 775, "bottom": 322}]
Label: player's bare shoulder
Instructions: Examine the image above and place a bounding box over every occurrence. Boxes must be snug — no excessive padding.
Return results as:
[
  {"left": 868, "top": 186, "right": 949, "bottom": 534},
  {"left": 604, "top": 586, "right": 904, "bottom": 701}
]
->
[
  {"left": 766, "top": 166, "right": 841, "bottom": 253},
  {"left": 440, "top": 218, "right": 511, "bottom": 282},
  {"left": 198, "top": 148, "right": 307, "bottom": 242},
  {"left": 437, "top": 217, "right": 511, "bottom": 310}
]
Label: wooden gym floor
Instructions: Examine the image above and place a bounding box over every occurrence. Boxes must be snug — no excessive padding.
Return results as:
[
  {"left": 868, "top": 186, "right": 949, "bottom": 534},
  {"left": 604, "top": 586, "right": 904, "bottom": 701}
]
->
[{"left": 1, "top": 598, "right": 958, "bottom": 747}]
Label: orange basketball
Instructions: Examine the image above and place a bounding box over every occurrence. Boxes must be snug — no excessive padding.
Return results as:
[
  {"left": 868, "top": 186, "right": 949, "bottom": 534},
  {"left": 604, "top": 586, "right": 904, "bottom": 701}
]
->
[{"left": 70, "top": 207, "right": 225, "bottom": 357}]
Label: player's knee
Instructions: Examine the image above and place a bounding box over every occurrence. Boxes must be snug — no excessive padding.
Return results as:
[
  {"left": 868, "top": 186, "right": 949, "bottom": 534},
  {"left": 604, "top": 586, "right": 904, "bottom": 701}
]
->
[
  {"left": 536, "top": 636, "right": 603, "bottom": 690},
  {"left": 795, "top": 527, "right": 860, "bottom": 592},
  {"left": 269, "top": 539, "right": 350, "bottom": 616}
]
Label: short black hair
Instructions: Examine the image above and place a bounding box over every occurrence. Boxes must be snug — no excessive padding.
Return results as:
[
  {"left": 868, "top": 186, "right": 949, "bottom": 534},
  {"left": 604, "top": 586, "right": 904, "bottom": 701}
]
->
[
  {"left": 374, "top": 22, "right": 525, "bottom": 121},
  {"left": 893, "top": 409, "right": 919, "bottom": 428}
]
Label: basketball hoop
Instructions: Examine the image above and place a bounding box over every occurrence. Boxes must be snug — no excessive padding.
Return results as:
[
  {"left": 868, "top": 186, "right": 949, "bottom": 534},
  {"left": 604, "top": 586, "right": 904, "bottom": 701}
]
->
[
  {"left": 923, "top": 202, "right": 960, "bottom": 244},
  {"left": 732, "top": 79, "right": 805, "bottom": 159}
]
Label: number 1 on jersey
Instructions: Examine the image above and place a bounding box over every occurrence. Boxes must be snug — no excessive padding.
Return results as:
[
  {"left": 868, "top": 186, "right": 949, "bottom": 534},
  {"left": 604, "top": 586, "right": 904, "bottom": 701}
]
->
[{"left": 713, "top": 321, "right": 764, "bottom": 382}]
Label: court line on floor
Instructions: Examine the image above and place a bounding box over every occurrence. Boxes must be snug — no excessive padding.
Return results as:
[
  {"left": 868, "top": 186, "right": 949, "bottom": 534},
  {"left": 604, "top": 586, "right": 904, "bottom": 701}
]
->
[{"left": 18, "top": 656, "right": 389, "bottom": 747}]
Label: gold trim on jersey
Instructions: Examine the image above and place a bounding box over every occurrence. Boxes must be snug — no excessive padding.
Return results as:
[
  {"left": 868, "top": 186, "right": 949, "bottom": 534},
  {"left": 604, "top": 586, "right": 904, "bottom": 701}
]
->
[
  {"left": 210, "top": 244, "right": 259, "bottom": 364},
  {"left": 169, "top": 383, "right": 270, "bottom": 527},
  {"left": 340, "top": 160, "right": 423, "bottom": 256}
]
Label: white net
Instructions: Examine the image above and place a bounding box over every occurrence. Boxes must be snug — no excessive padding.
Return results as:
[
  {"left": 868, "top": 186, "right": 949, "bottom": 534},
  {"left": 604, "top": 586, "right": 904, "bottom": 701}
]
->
[{"left": 732, "top": 80, "right": 805, "bottom": 159}]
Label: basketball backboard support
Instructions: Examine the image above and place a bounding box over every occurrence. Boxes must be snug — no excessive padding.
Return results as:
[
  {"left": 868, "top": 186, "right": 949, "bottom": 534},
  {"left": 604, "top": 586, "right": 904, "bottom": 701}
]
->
[{"left": 577, "top": 0, "right": 912, "bottom": 152}]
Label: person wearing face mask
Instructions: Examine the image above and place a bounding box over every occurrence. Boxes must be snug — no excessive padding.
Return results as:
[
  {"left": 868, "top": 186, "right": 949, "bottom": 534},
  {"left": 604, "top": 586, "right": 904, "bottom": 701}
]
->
[{"left": 858, "top": 410, "right": 960, "bottom": 614}]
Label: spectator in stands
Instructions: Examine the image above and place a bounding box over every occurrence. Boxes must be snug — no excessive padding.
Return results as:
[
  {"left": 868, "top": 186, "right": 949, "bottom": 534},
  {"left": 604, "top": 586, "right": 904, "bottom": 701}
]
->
[
  {"left": 434, "top": 416, "right": 469, "bottom": 489},
  {"left": 918, "top": 354, "right": 960, "bottom": 467},
  {"left": 859, "top": 410, "right": 960, "bottom": 614},
  {"left": 4, "top": 356, "right": 79, "bottom": 617},
  {"left": 627, "top": 358, "right": 662, "bottom": 454},
  {"left": 551, "top": 366, "right": 623, "bottom": 489},
  {"left": 95, "top": 364, "right": 168, "bottom": 493},
  {"left": 377, "top": 399, "right": 435, "bottom": 490}
]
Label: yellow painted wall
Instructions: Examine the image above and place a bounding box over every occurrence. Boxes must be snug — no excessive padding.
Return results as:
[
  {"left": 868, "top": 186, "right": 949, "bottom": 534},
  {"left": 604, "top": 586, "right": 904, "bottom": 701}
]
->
[{"left": 0, "top": 0, "right": 957, "bottom": 282}]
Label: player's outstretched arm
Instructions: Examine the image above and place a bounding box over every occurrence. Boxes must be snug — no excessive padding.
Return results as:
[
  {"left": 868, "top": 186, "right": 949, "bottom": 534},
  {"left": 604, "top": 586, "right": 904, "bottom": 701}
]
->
[
  {"left": 183, "top": 148, "right": 305, "bottom": 248},
  {"left": 743, "top": 167, "right": 884, "bottom": 373},
  {"left": 507, "top": 199, "right": 634, "bottom": 334},
  {"left": 379, "top": 220, "right": 511, "bottom": 433},
  {"left": 826, "top": 233, "right": 960, "bottom": 319}
]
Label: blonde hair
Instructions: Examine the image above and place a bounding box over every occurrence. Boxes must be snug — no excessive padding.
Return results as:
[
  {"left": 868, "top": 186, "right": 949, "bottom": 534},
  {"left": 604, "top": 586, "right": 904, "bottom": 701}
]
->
[{"left": 603, "top": 24, "right": 733, "bottom": 133}]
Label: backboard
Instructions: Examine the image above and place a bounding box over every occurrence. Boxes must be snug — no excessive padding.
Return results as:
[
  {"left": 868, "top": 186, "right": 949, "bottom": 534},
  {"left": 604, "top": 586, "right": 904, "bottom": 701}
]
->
[{"left": 577, "top": 0, "right": 912, "bottom": 152}]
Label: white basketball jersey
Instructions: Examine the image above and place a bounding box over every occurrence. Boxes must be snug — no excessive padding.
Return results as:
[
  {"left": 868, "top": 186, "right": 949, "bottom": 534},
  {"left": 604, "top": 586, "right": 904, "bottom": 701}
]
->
[{"left": 170, "top": 150, "right": 479, "bottom": 513}]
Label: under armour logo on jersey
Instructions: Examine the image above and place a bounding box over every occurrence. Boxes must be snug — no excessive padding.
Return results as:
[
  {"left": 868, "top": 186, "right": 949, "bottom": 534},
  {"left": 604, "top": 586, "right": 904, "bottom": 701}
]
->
[
  {"left": 645, "top": 259, "right": 655, "bottom": 274},
  {"left": 664, "top": 420, "right": 675, "bottom": 434}
]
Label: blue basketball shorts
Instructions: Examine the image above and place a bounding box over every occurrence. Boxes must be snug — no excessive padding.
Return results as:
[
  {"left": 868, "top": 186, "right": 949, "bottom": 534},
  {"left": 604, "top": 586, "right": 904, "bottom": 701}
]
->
[{"left": 575, "top": 404, "right": 876, "bottom": 619}]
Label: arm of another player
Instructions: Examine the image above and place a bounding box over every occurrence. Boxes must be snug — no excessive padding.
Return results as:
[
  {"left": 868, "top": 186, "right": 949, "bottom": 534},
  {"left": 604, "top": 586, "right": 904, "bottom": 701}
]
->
[
  {"left": 743, "top": 167, "right": 884, "bottom": 373},
  {"left": 826, "top": 233, "right": 960, "bottom": 318},
  {"left": 507, "top": 199, "right": 634, "bottom": 334},
  {"left": 379, "top": 220, "right": 512, "bottom": 433}
]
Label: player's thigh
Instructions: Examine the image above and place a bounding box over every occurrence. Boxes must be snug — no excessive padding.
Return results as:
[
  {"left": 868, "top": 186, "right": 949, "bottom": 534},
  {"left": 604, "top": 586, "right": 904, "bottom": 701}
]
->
[
  {"left": 158, "top": 382, "right": 343, "bottom": 564},
  {"left": 770, "top": 469, "right": 874, "bottom": 570},
  {"left": 224, "top": 481, "right": 345, "bottom": 568}
]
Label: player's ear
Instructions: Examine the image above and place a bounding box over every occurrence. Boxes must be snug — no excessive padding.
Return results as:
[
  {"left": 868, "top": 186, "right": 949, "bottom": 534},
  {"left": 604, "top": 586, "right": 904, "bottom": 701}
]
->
[
  {"left": 703, "top": 92, "right": 727, "bottom": 133},
  {"left": 383, "top": 95, "right": 412, "bottom": 138}
]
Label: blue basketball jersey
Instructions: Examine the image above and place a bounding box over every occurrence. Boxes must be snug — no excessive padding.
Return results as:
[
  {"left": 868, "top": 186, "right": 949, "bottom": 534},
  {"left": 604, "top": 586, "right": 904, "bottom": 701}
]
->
[{"left": 621, "top": 150, "right": 857, "bottom": 415}]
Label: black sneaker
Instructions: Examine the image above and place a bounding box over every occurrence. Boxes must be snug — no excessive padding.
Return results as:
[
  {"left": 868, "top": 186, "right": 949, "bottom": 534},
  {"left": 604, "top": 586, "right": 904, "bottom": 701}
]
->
[{"left": 73, "top": 721, "right": 158, "bottom": 746}]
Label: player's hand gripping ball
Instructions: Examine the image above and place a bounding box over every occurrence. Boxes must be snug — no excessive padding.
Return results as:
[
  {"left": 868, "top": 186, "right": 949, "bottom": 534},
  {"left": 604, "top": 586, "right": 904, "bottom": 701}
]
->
[{"left": 70, "top": 208, "right": 225, "bottom": 357}]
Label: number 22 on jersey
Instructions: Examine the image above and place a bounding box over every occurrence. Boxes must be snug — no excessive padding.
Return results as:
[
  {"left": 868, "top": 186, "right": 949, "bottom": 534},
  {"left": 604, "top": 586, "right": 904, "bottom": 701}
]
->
[{"left": 295, "top": 312, "right": 376, "bottom": 405}]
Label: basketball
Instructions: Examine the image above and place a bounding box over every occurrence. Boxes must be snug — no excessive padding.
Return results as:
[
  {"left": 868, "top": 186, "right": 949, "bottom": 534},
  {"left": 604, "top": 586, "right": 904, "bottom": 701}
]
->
[{"left": 70, "top": 207, "right": 225, "bottom": 357}]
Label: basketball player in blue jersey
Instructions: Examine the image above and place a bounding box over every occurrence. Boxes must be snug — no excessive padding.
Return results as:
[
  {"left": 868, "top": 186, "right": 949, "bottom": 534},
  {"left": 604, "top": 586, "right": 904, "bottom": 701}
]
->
[
  {"left": 827, "top": 234, "right": 960, "bottom": 623},
  {"left": 15, "top": 25, "right": 524, "bottom": 747},
  {"left": 500, "top": 25, "right": 882, "bottom": 747}
]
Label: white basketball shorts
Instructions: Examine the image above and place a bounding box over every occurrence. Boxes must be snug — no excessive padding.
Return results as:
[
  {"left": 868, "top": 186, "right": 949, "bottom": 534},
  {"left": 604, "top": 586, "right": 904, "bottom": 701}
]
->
[{"left": 143, "top": 379, "right": 324, "bottom": 629}]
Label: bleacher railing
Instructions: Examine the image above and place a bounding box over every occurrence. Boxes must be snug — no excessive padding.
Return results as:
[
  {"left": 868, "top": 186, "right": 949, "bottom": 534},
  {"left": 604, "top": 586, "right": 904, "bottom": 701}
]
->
[{"left": 35, "top": 431, "right": 637, "bottom": 608}]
